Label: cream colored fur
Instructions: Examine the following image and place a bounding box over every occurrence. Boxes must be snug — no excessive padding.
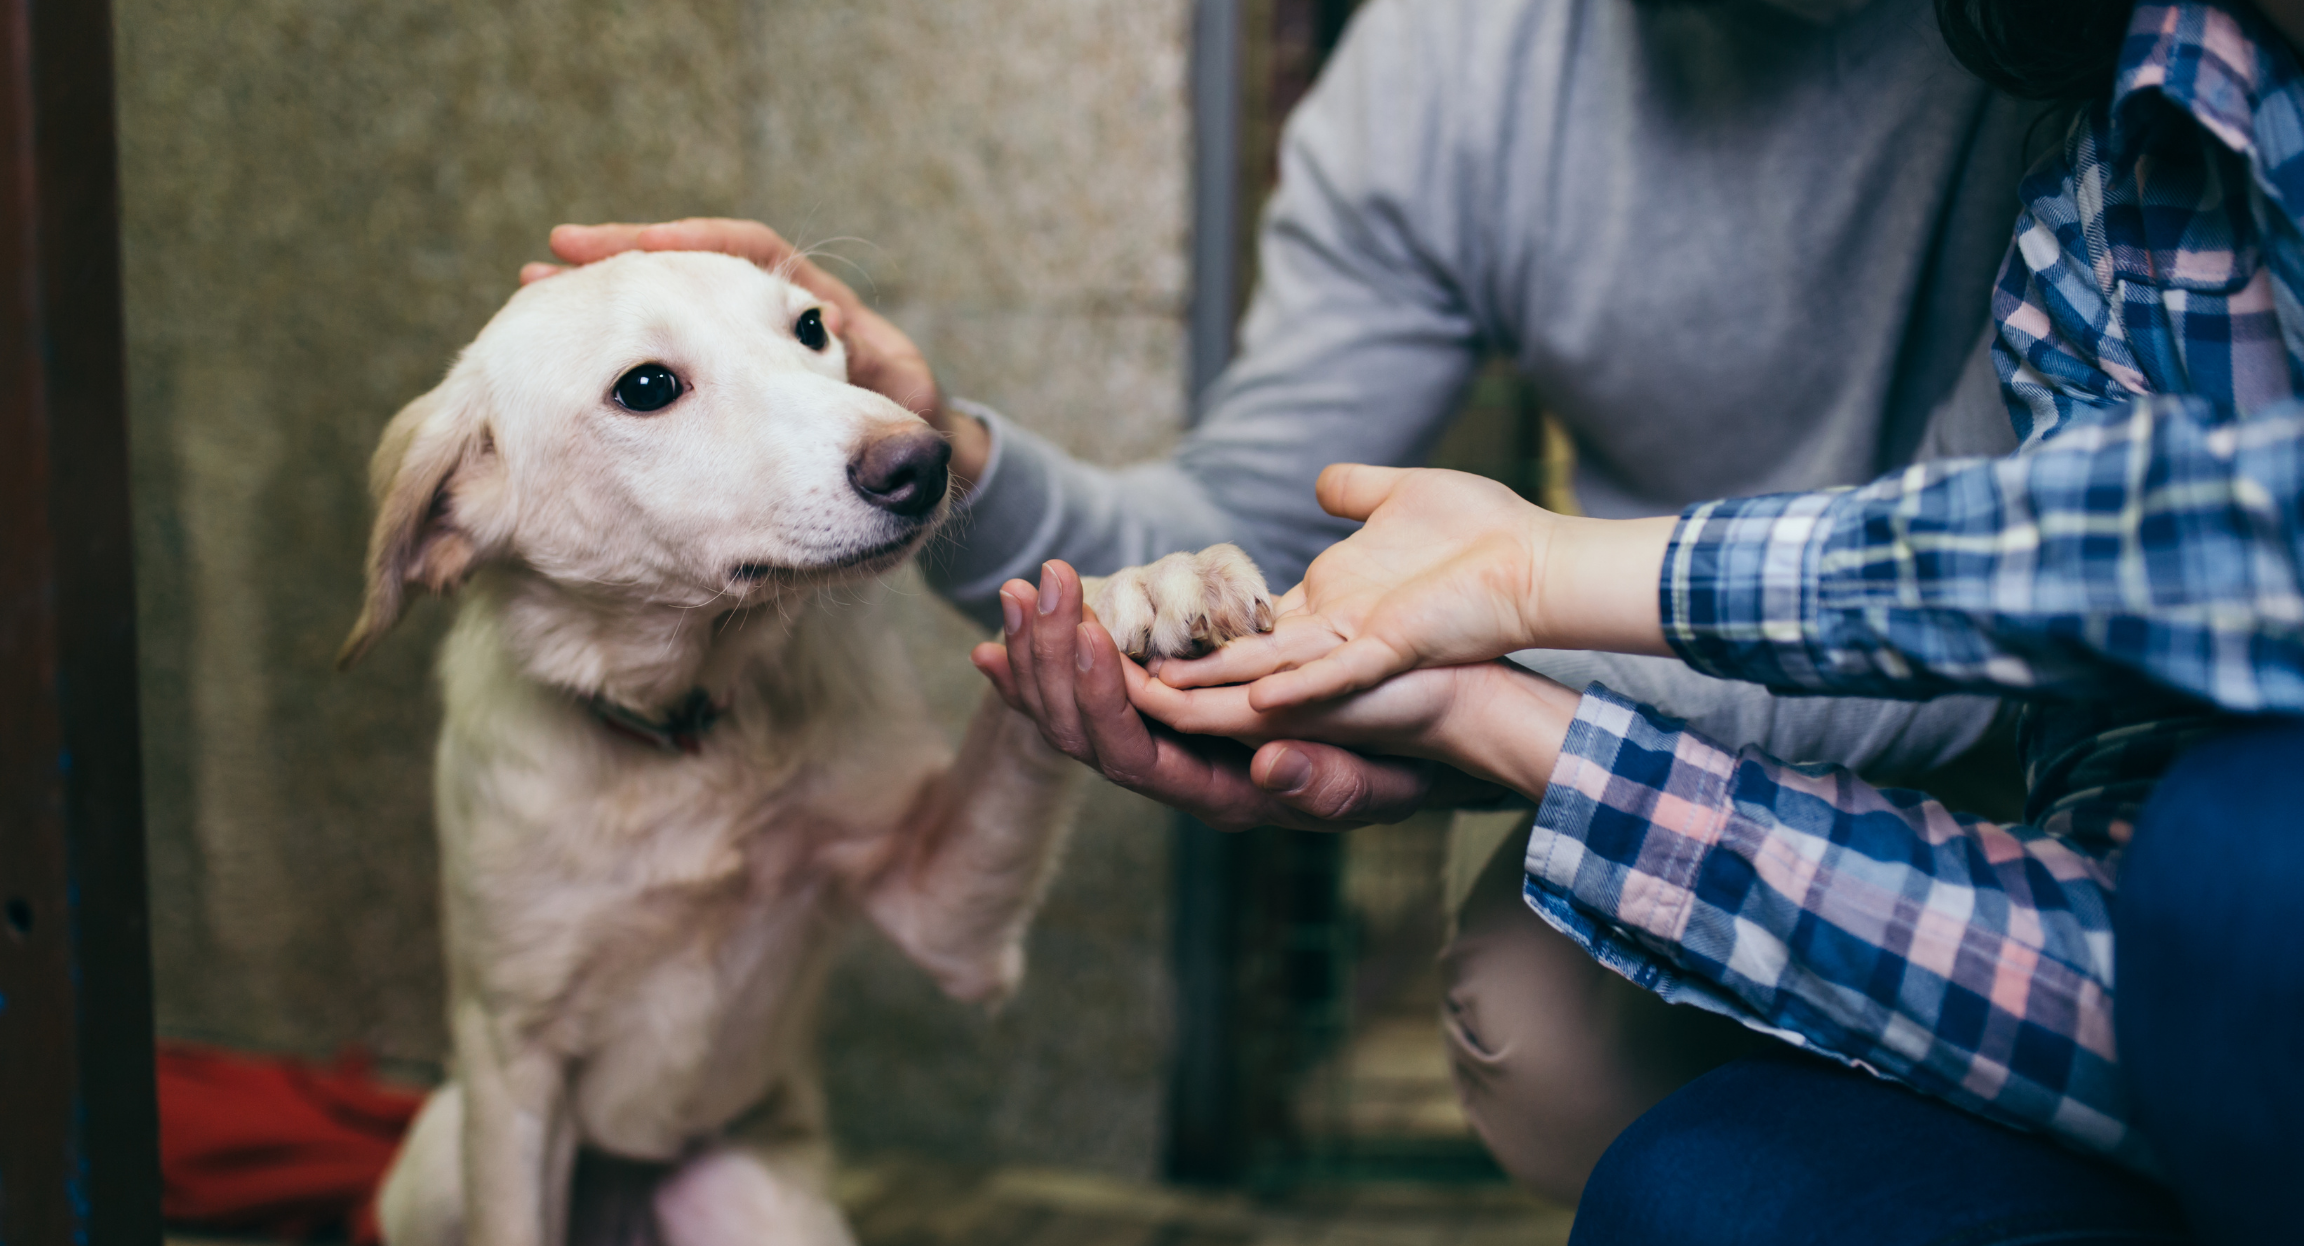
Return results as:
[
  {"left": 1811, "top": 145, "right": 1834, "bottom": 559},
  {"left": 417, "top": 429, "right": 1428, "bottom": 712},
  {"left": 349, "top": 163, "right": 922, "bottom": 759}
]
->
[{"left": 347, "top": 251, "right": 1267, "bottom": 1246}]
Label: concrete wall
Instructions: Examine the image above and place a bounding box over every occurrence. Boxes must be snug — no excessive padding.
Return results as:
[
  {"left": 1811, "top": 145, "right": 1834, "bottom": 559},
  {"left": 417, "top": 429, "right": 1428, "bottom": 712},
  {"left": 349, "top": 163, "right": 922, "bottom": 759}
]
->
[{"left": 120, "top": 0, "right": 1190, "bottom": 1176}]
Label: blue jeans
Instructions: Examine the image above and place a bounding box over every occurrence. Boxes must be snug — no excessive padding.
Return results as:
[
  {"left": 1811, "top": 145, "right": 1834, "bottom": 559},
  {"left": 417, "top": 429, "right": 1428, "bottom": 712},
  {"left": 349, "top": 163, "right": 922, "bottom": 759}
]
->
[
  {"left": 1569, "top": 717, "right": 2304, "bottom": 1246},
  {"left": 2115, "top": 716, "right": 2304, "bottom": 1244}
]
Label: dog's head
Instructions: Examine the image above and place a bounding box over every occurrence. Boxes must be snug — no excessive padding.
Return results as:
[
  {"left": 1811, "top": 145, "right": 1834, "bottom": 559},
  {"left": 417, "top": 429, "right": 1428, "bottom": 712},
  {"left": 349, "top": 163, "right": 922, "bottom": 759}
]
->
[{"left": 338, "top": 251, "right": 950, "bottom": 667}]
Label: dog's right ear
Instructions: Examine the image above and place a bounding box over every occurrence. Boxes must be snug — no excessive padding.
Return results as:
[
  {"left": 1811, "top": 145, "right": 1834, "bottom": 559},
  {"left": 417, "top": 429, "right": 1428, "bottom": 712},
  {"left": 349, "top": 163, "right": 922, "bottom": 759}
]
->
[{"left": 337, "top": 373, "right": 503, "bottom": 669}]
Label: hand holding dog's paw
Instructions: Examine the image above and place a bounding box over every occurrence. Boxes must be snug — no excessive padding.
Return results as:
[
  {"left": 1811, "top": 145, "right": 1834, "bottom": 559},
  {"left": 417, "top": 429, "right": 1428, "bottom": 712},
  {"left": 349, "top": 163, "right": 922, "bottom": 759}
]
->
[{"left": 1085, "top": 544, "right": 1274, "bottom": 661}]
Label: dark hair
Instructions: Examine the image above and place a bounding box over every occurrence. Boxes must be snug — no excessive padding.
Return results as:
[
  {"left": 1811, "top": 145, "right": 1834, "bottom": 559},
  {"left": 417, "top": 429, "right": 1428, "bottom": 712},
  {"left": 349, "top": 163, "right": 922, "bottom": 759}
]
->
[{"left": 1936, "top": 0, "right": 2135, "bottom": 103}]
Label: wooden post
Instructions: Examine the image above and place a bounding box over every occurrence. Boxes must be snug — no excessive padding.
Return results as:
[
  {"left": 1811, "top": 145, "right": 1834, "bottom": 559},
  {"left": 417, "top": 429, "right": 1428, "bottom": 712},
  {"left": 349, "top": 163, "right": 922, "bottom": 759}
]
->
[{"left": 0, "top": 0, "right": 162, "bottom": 1239}]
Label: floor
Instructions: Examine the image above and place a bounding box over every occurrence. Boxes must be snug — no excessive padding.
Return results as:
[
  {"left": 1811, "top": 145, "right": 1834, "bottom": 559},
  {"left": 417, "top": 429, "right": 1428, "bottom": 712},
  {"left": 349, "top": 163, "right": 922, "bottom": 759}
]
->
[
  {"left": 169, "top": 825, "right": 1559, "bottom": 1245},
  {"left": 166, "top": 1161, "right": 1573, "bottom": 1246},
  {"left": 836, "top": 1158, "right": 1574, "bottom": 1246}
]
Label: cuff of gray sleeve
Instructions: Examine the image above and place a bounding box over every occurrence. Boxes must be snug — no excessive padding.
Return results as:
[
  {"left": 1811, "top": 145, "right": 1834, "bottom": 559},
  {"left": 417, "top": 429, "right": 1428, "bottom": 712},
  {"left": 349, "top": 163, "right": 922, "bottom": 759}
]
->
[{"left": 920, "top": 399, "right": 1061, "bottom": 628}]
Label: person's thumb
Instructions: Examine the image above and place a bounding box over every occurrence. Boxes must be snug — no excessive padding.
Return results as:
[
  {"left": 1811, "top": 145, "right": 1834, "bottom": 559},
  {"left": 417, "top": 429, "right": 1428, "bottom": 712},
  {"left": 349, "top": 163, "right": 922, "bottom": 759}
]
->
[
  {"left": 1314, "top": 463, "right": 1411, "bottom": 522},
  {"left": 1253, "top": 740, "right": 1430, "bottom": 825}
]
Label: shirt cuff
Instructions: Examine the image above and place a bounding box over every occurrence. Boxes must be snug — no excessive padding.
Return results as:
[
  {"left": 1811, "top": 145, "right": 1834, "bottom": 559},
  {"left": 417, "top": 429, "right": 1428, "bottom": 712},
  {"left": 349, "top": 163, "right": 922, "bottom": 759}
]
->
[
  {"left": 1526, "top": 684, "right": 1735, "bottom": 952},
  {"left": 1518, "top": 683, "right": 1801, "bottom": 1022},
  {"left": 1656, "top": 489, "right": 1843, "bottom": 691}
]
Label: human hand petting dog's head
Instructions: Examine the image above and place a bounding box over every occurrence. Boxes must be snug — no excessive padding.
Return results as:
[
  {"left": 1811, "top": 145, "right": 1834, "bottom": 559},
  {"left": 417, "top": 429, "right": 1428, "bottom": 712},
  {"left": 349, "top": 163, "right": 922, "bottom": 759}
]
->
[{"left": 526, "top": 217, "right": 990, "bottom": 489}]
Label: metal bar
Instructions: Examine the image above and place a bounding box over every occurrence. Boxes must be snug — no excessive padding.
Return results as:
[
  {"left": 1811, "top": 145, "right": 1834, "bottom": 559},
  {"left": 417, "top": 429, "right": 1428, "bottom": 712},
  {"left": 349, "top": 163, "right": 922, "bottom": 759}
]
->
[
  {"left": 0, "top": 0, "right": 161, "bottom": 1237},
  {"left": 1168, "top": 0, "right": 1248, "bottom": 1184},
  {"left": 1164, "top": 816, "right": 1243, "bottom": 1181},
  {"left": 1187, "top": 0, "right": 1243, "bottom": 415}
]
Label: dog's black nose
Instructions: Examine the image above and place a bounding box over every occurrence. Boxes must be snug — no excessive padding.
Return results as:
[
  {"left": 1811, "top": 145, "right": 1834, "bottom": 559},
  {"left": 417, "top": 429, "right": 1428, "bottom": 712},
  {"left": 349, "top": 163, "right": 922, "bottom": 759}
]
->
[{"left": 848, "top": 428, "right": 951, "bottom": 518}]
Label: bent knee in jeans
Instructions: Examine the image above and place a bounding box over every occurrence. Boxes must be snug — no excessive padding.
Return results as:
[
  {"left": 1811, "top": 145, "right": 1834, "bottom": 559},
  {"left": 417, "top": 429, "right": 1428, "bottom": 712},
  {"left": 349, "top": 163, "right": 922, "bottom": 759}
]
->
[{"left": 1441, "top": 831, "right": 1761, "bottom": 1201}]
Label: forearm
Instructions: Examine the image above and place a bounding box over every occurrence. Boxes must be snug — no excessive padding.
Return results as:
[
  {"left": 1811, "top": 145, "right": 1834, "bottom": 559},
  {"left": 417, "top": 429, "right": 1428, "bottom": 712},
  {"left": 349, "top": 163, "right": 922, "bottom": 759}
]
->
[
  {"left": 1529, "top": 513, "right": 1677, "bottom": 655},
  {"left": 1420, "top": 662, "right": 1585, "bottom": 797}
]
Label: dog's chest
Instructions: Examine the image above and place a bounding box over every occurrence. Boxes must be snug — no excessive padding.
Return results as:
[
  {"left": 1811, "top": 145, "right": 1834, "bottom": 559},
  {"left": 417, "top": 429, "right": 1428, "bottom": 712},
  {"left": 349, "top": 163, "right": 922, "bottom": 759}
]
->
[
  {"left": 555, "top": 826, "right": 846, "bottom": 1157},
  {"left": 437, "top": 594, "right": 948, "bottom": 1154},
  {"left": 449, "top": 694, "right": 937, "bottom": 1156}
]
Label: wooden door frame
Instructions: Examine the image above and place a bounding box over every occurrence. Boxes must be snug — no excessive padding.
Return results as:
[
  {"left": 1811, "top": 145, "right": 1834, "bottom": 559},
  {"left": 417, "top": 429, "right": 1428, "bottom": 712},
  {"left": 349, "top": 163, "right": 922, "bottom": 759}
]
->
[{"left": 0, "top": 0, "right": 162, "bottom": 1239}]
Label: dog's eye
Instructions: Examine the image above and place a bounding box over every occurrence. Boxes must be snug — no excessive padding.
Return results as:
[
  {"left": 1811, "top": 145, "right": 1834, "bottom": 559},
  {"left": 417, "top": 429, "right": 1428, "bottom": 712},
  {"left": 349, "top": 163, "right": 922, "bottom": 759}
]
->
[
  {"left": 795, "top": 308, "right": 828, "bottom": 352},
  {"left": 612, "top": 363, "right": 683, "bottom": 413}
]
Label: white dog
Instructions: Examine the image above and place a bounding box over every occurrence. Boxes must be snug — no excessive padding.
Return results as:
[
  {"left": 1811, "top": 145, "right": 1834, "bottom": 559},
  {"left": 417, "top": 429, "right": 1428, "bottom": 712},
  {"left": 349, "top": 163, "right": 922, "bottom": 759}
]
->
[{"left": 340, "top": 250, "right": 1271, "bottom": 1246}]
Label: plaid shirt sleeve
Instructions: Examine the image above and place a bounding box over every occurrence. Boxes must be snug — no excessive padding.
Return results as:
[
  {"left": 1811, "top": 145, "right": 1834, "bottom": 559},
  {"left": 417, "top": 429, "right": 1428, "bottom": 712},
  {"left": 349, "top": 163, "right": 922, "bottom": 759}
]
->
[
  {"left": 1660, "top": 393, "right": 2304, "bottom": 711},
  {"left": 1522, "top": 684, "right": 2153, "bottom": 1168},
  {"left": 1662, "top": 2, "right": 2304, "bottom": 712}
]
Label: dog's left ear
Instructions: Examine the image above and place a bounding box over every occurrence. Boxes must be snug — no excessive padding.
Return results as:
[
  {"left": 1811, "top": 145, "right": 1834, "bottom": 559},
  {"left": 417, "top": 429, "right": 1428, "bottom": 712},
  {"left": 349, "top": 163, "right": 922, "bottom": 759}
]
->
[{"left": 337, "top": 371, "right": 504, "bottom": 669}]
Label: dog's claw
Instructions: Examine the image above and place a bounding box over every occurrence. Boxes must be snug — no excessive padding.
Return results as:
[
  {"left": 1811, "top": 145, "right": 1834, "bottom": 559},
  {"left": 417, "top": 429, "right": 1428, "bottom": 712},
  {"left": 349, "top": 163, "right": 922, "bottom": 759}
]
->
[{"left": 1087, "top": 543, "right": 1274, "bottom": 661}]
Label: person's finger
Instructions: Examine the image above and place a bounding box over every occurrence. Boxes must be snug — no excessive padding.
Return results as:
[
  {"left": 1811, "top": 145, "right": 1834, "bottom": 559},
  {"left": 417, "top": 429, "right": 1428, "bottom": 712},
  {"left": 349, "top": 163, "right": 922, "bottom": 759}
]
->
[
  {"left": 1125, "top": 668, "right": 1271, "bottom": 742},
  {"left": 548, "top": 222, "right": 650, "bottom": 264},
  {"left": 1070, "top": 621, "right": 1167, "bottom": 787},
  {"left": 1156, "top": 620, "right": 1344, "bottom": 688},
  {"left": 1000, "top": 581, "right": 1050, "bottom": 725},
  {"left": 1246, "top": 633, "right": 1416, "bottom": 711},
  {"left": 1100, "top": 710, "right": 1377, "bottom": 833},
  {"left": 1075, "top": 645, "right": 1283, "bottom": 826},
  {"left": 970, "top": 641, "right": 1024, "bottom": 713},
  {"left": 1026, "top": 562, "right": 1091, "bottom": 758},
  {"left": 1252, "top": 740, "right": 1433, "bottom": 825},
  {"left": 519, "top": 262, "right": 568, "bottom": 285},
  {"left": 632, "top": 217, "right": 797, "bottom": 267},
  {"left": 1313, "top": 462, "right": 1412, "bottom": 522},
  {"left": 634, "top": 218, "right": 864, "bottom": 308},
  {"left": 1137, "top": 727, "right": 1303, "bottom": 831}
]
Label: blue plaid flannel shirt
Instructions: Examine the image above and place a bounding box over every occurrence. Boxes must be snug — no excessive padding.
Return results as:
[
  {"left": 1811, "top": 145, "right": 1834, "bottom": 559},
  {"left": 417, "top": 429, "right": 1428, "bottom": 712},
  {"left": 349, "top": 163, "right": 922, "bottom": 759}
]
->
[{"left": 1523, "top": 1, "right": 2304, "bottom": 1172}]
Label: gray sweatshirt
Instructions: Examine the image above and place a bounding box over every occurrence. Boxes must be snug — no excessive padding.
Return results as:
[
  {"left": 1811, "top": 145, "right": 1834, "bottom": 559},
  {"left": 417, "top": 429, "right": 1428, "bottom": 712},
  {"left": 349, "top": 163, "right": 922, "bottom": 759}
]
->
[{"left": 927, "top": 0, "right": 2040, "bottom": 778}]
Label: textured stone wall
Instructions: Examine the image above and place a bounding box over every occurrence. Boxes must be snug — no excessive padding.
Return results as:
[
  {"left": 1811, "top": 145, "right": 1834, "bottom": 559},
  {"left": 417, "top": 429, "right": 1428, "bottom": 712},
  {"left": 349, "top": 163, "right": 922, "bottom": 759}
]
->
[{"left": 119, "top": 0, "right": 1189, "bottom": 1175}]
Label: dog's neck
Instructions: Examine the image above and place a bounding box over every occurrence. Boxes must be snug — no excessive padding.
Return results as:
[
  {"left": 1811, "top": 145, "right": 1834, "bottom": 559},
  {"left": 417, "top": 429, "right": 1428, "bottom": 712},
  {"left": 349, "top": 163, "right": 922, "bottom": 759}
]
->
[{"left": 473, "top": 566, "right": 811, "bottom": 715}]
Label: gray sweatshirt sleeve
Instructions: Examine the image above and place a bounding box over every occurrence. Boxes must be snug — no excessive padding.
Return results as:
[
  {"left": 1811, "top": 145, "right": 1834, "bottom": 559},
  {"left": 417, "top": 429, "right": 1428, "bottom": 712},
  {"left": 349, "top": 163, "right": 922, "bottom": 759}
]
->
[
  {"left": 921, "top": 0, "right": 1484, "bottom": 630},
  {"left": 918, "top": 0, "right": 2004, "bottom": 778},
  {"left": 1505, "top": 650, "right": 2001, "bottom": 780}
]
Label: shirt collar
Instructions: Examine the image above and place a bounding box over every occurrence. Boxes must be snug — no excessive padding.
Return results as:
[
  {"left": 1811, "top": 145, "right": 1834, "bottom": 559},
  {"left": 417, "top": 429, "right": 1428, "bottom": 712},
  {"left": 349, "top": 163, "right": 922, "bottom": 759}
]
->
[{"left": 2113, "top": 2, "right": 2304, "bottom": 215}]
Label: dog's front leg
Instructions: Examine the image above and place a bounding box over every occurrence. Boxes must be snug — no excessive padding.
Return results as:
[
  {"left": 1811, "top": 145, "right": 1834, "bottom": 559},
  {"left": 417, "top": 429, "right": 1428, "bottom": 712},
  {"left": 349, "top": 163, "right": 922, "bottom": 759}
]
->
[
  {"left": 861, "top": 690, "right": 1082, "bottom": 1005},
  {"left": 455, "top": 998, "right": 579, "bottom": 1246}
]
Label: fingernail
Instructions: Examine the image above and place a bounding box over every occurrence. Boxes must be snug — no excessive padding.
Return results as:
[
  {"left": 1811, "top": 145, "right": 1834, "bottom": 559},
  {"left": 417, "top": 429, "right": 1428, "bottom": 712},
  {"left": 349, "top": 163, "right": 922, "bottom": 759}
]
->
[
  {"left": 1260, "top": 747, "right": 1312, "bottom": 794},
  {"left": 1076, "top": 639, "right": 1095, "bottom": 672},
  {"left": 1038, "top": 563, "right": 1060, "bottom": 614},
  {"left": 1001, "top": 593, "right": 1023, "bottom": 635}
]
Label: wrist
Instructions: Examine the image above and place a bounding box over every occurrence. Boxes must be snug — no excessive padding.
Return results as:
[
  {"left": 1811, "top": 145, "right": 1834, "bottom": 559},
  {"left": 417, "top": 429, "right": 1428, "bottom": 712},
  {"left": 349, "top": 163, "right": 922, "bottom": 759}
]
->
[
  {"left": 1530, "top": 514, "right": 1674, "bottom": 656},
  {"left": 1428, "top": 664, "right": 1583, "bottom": 800}
]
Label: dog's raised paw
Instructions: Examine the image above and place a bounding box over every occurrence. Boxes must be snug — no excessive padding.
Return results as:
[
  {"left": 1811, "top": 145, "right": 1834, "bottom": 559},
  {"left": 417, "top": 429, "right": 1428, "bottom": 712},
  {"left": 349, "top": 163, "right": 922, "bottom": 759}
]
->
[{"left": 1087, "top": 543, "right": 1274, "bottom": 661}]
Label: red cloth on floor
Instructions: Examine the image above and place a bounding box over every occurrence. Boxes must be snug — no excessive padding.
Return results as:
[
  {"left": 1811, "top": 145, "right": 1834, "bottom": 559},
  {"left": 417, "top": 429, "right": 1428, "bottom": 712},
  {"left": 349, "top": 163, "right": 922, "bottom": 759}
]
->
[{"left": 157, "top": 1040, "right": 425, "bottom": 1244}]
